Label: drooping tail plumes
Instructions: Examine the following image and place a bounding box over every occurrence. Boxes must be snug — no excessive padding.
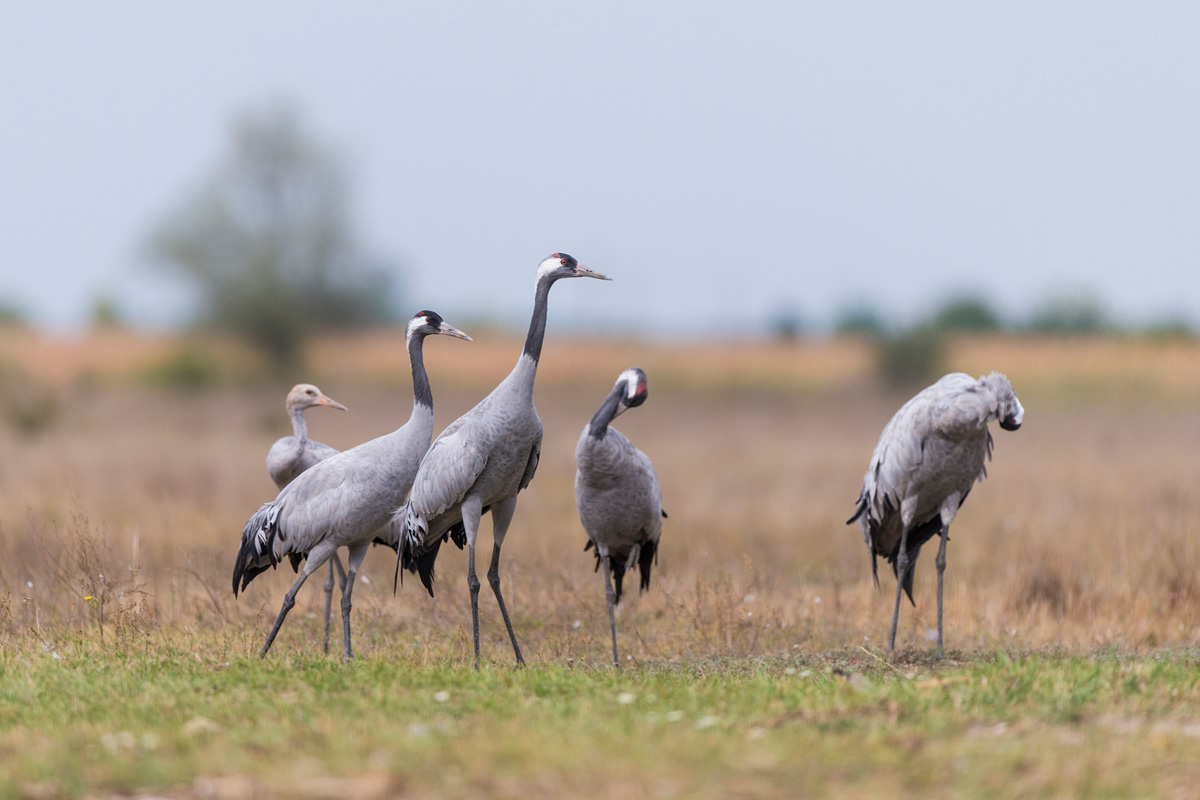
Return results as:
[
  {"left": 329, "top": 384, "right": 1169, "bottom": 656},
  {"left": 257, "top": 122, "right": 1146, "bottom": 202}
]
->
[
  {"left": 584, "top": 538, "right": 659, "bottom": 605},
  {"left": 232, "top": 502, "right": 282, "bottom": 596}
]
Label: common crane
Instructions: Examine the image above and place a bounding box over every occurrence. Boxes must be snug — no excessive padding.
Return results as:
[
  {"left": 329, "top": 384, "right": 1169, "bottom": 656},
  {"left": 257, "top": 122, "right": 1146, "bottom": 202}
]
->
[
  {"left": 848, "top": 371, "right": 1024, "bottom": 651},
  {"left": 397, "top": 253, "right": 611, "bottom": 669},
  {"left": 233, "top": 311, "right": 470, "bottom": 660},
  {"left": 575, "top": 367, "right": 665, "bottom": 668},
  {"left": 266, "top": 383, "right": 348, "bottom": 654}
]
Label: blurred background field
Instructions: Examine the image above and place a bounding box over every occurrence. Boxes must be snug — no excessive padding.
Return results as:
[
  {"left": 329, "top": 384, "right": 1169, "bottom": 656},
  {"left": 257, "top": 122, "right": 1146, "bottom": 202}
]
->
[{"left": 2, "top": 326, "right": 1198, "bottom": 660}]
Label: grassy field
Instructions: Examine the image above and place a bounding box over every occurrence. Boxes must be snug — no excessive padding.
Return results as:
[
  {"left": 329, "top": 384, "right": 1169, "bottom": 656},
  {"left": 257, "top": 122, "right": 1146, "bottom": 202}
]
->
[{"left": 2, "top": 329, "right": 1200, "bottom": 798}]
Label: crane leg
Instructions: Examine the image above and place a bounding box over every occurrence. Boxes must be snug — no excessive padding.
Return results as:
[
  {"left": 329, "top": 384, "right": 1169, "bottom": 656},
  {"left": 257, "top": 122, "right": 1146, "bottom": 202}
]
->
[
  {"left": 487, "top": 544, "right": 525, "bottom": 666},
  {"left": 260, "top": 571, "right": 314, "bottom": 658},
  {"left": 934, "top": 524, "right": 949, "bottom": 652},
  {"left": 461, "top": 498, "right": 484, "bottom": 671},
  {"left": 888, "top": 527, "right": 910, "bottom": 653},
  {"left": 340, "top": 544, "right": 369, "bottom": 662},
  {"left": 601, "top": 556, "right": 619, "bottom": 669},
  {"left": 486, "top": 494, "right": 524, "bottom": 666},
  {"left": 467, "top": 543, "right": 482, "bottom": 670},
  {"left": 322, "top": 553, "right": 347, "bottom": 655}
]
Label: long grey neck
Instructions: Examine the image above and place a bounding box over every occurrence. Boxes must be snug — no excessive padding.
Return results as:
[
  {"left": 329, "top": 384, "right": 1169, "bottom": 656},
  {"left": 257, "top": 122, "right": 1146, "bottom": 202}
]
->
[
  {"left": 408, "top": 332, "right": 432, "bottom": 417},
  {"left": 289, "top": 406, "right": 309, "bottom": 445},
  {"left": 521, "top": 278, "right": 554, "bottom": 363},
  {"left": 587, "top": 387, "right": 623, "bottom": 440}
]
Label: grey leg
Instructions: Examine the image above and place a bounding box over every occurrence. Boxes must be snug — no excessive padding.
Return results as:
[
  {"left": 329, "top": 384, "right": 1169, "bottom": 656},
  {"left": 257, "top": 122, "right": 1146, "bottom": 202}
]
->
[
  {"left": 935, "top": 524, "right": 949, "bottom": 652},
  {"left": 322, "top": 553, "right": 347, "bottom": 654},
  {"left": 889, "top": 527, "right": 910, "bottom": 652},
  {"left": 601, "top": 555, "right": 619, "bottom": 668},
  {"left": 487, "top": 544, "right": 525, "bottom": 666},
  {"left": 486, "top": 495, "right": 524, "bottom": 666},
  {"left": 468, "top": 542, "right": 481, "bottom": 670},
  {"left": 460, "top": 497, "right": 484, "bottom": 671},
  {"left": 340, "top": 544, "right": 368, "bottom": 662},
  {"left": 260, "top": 568, "right": 317, "bottom": 658}
]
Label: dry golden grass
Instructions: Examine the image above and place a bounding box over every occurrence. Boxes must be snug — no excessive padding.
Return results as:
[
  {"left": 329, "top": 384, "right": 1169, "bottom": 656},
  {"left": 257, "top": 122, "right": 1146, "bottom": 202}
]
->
[{"left": 1, "top": 328, "right": 1198, "bottom": 661}]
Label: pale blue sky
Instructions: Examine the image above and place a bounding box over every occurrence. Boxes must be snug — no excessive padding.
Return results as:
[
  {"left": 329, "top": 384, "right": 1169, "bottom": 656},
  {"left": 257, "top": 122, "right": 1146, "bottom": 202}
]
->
[{"left": 2, "top": 2, "right": 1198, "bottom": 336}]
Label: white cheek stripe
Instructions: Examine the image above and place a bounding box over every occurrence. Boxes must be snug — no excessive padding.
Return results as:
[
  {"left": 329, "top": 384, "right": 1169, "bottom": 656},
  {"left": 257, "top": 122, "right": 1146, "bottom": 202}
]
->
[
  {"left": 618, "top": 368, "right": 643, "bottom": 399},
  {"left": 535, "top": 258, "right": 559, "bottom": 285},
  {"left": 405, "top": 315, "right": 427, "bottom": 343}
]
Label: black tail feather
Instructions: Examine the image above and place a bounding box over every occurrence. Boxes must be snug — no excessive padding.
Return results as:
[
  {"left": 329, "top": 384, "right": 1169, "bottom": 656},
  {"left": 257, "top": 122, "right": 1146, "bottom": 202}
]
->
[
  {"left": 413, "top": 537, "right": 443, "bottom": 597},
  {"left": 611, "top": 556, "right": 627, "bottom": 605},
  {"left": 887, "top": 516, "right": 942, "bottom": 605},
  {"left": 638, "top": 539, "right": 657, "bottom": 594},
  {"left": 232, "top": 502, "right": 279, "bottom": 596},
  {"left": 372, "top": 535, "right": 399, "bottom": 553}
]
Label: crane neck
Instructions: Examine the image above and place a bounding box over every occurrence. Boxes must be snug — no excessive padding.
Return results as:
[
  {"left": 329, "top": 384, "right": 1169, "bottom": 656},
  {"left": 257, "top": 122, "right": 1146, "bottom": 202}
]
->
[
  {"left": 289, "top": 405, "right": 309, "bottom": 446},
  {"left": 587, "top": 386, "right": 623, "bottom": 439},
  {"left": 521, "top": 277, "right": 555, "bottom": 365},
  {"left": 408, "top": 332, "right": 433, "bottom": 414}
]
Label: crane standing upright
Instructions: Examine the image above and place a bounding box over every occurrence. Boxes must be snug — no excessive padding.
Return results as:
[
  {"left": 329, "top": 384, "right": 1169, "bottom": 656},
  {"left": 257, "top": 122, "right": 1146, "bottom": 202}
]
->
[
  {"left": 397, "top": 253, "right": 611, "bottom": 669},
  {"left": 233, "top": 311, "right": 471, "bottom": 660},
  {"left": 266, "top": 383, "right": 348, "bottom": 654}
]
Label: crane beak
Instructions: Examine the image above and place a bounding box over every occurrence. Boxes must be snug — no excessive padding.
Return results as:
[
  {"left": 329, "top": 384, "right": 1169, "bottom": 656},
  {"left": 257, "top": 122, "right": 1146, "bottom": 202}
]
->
[
  {"left": 438, "top": 322, "right": 473, "bottom": 341},
  {"left": 316, "top": 394, "right": 348, "bottom": 411},
  {"left": 573, "top": 265, "right": 612, "bottom": 281}
]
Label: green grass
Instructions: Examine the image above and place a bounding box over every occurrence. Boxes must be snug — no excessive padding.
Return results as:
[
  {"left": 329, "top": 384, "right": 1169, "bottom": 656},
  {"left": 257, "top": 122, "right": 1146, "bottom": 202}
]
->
[{"left": 3, "top": 638, "right": 1200, "bottom": 799}]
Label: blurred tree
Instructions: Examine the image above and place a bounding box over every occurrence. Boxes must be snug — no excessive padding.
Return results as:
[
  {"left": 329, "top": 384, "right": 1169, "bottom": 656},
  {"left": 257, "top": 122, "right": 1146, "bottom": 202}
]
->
[
  {"left": 833, "top": 302, "right": 886, "bottom": 337},
  {"left": 1144, "top": 317, "right": 1194, "bottom": 341},
  {"left": 0, "top": 300, "right": 28, "bottom": 328},
  {"left": 769, "top": 304, "right": 804, "bottom": 341},
  {"left": 147, "top": 104, "right": 397, "bottom": 372},
  {"left": 89, "top": 295, "right": 125, "bottom": 330},
  {"left": 1027, "top": 293, "right": 1109, "bottom": 335},
  {"left": 931, "top": 295, "right": 1002, "bottom": 333},
  {"left": 876, "top": 325, "right": 946, "bottom": 387}
]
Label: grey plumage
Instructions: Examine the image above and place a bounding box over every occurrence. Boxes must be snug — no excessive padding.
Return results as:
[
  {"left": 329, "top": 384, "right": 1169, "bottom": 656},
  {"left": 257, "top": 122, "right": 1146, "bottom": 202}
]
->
[
  {"left": 233, "top": 311, "right": 470, "bottom": 660},
  {"left": 397, "top": 252, "right": 611, "bottom": 669},
  {"left": 848, "top": 371, "right": 1024, "bottom": 651},
  {"left": 575, "top": 367, "right": 664, "bottom": 668},
  {"left": 266, "top": 384, "right": 347, "bottom": 488},
  {"left": 266, "top": 383, "right": 349, "bottom": 654}
]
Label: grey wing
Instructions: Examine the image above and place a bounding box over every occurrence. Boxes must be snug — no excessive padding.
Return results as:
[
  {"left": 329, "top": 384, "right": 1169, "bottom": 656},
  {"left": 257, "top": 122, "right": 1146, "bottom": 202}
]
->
[
  {"left": 266, "top": 437, "right": 297, "bottom": 487},
  {"left": 641, "top": 450, "right": 664, "bottom": 541},
  {"left": 269, "top": 456, "right": 364, "bottom": 555},
  {"left": 266, "top": 437, "right": 340, "bottom": 488},
  {"left": 518, "top": 424, "right": 543, "bottom": 491},
  {"left": 407, "top": 420, "right": 490, "bottom": 523},
  {"left": 303, "top": 439, "right": 340, "bottom": 464},
  {"left": 853, "top": 394, "right": 930, "bottom": 537},
  {"left": 623, "top": 445, "right": 664, "bottom": 548}
]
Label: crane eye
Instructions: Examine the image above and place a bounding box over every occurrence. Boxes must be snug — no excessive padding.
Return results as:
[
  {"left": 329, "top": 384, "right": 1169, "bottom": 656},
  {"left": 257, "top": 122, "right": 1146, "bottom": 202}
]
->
[{"left": 560, "top": 258, "right": 568, "bottom": 266}]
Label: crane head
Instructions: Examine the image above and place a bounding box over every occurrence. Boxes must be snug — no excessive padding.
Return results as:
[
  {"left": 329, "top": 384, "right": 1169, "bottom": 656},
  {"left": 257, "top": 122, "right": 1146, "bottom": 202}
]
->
[
  {"left": 614, "top": 367, "right": 649, "bottom": 416},
  {"left": 286, "top": 383, "right": 347, "bottom": 412},
  {"left": 407, "top": 310, "right": 472, "bottom": 344},
  {"left": 982, "top": 372, "right": 1024, "bottom": 431},
  {"left": 536, "top": 252, "right": 611, "bottom": 285}
]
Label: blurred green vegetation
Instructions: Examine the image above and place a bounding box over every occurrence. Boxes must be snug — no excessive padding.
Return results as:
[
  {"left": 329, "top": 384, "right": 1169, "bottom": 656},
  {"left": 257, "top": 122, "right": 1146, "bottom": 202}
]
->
[{"left": 145, "top": 104, "right": 399, "bottom": 376}]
